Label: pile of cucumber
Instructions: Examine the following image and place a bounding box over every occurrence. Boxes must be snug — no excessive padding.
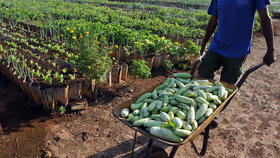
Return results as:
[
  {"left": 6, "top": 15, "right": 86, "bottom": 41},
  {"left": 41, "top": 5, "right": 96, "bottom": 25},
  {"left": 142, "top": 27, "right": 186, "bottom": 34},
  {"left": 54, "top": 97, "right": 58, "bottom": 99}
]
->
[{"left": 120, "top": 73, "right": 233, "bottom": 143}]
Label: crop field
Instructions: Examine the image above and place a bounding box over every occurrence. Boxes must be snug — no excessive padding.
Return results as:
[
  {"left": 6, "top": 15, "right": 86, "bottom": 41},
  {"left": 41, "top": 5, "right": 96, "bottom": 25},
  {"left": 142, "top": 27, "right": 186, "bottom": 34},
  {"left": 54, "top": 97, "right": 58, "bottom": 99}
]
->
[{"left": 0, "top": 0, "right": 279, "bottom": 157}]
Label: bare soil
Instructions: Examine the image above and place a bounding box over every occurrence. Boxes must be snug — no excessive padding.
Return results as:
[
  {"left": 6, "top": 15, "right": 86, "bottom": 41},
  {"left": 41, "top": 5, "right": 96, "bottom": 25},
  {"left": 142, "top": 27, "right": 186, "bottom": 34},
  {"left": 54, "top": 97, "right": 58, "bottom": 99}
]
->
[{"left": 0, "top": 33, "right": 279, "bottom": 158}]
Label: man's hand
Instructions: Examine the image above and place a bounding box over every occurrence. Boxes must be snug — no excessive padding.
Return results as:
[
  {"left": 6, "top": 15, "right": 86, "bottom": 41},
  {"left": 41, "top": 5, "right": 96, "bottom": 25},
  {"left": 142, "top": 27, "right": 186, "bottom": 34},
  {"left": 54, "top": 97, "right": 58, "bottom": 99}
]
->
[
  {"left": 258, "top": 7, "right": 275, "bottom": 66},
  {"left": 263, "top": 49, "right": 275, "bottom": 66}
]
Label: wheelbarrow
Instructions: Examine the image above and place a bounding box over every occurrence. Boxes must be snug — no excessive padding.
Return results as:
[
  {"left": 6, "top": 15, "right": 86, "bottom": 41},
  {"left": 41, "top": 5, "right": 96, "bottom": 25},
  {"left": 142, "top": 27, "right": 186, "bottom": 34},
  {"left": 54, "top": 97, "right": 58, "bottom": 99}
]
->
[{"left": 113, "top": 53, "right": 266, "bottom": 158}]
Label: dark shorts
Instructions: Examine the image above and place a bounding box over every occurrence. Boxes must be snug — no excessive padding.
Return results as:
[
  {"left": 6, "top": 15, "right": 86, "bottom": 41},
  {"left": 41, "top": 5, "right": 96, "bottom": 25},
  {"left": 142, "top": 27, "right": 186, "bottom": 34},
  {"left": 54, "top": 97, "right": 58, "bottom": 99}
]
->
[{"left": 198, "top": 51, "right": 247, "bottom": 84}]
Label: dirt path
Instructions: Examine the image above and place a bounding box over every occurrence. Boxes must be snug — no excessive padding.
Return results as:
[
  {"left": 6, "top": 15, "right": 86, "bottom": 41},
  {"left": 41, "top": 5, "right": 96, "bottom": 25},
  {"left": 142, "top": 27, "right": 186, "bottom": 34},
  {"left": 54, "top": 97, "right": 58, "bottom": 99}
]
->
[{"left": 0, "top": 33, "right": 279, "bottom": 158}]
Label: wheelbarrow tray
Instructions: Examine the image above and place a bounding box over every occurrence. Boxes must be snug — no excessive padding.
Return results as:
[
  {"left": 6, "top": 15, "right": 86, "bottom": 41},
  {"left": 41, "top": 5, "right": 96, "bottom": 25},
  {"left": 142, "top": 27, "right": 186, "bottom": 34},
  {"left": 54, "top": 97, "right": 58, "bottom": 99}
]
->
[{"left": 113, "top": 77, "right": 238, "bottom": 146}]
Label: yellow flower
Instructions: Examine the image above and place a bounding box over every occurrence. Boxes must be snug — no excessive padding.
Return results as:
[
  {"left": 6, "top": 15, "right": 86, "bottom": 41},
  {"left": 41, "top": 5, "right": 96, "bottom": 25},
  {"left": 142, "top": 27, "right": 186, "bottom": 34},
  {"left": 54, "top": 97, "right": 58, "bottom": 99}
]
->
[
  {"left": 70, "top": 30, "right": 74, "bottom": 34},
  {"left": 66, "top": 27, "right": 70, "bottom": 31},
  {"left": 73, "top": 27, "right": 76, "bottom": 30},
  {"left": 80, "top": 35, "right": 83, "bottom": 39},
  {"left": 85, "top": 32, "right": 89, "bottom": 35},
  {"left": 112, "top": 57, "right": 116, "bottom": 60},
  {"left": 62, "top": 43, "right": 65, "bottom": 46},
  {"left": 114, "top": 62, "right": 117, "bottom": 65},
  {"left": 103, "top": 37, "right": 106, "bottom": 40},
  {"left": 88, "top": 66, "right": 91, "bottom": 69},
  {"left": 65, "top": 58, "right": 69, "bottom": 61},
  {"left": 60, "top": 34, "right": 63, "bottom": 37},
  {"left": 115, "top": 45, "right": 118, "bottom": 49},
  {"left": 96, "top": 41, "right": 100, "bottom": 45},
  {"left": 72, "top": 36, "right": 76, "bottom": 40}
]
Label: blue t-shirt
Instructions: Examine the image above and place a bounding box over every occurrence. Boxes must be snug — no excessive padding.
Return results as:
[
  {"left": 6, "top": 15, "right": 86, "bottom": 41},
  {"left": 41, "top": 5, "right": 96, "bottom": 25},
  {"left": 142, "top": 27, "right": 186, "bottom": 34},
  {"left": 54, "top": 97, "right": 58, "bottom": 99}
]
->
[{"left": 208, "top": 0, "right": 270, "bottom": 58}]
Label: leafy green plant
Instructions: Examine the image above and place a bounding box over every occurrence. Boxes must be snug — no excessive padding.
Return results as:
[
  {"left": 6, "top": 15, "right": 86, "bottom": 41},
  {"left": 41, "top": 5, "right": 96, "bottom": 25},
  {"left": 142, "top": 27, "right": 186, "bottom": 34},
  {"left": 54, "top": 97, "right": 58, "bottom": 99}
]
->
[
  {"left": 58, "top": 106, "right": 66, "bottom": 114},
  {"left": 77, "top": 42, "right": 112, "bottom": 82},
  {"left": 164, "top": 59, "right": 173, "bottom": 71},
  {"left": 130, "top": 59, "right": 151, "bottom": 79},
  {"left": 68, "top": 74, "right": 76, "bottom": 80}
]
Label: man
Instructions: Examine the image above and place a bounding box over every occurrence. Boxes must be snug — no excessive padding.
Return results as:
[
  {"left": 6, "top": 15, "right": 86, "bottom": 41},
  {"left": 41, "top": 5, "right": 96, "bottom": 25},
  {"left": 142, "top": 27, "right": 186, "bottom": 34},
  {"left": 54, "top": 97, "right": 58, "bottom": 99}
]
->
[
  {"left": 199, "top": 0, "right": 275, "bottom": 84},
  {"left": 198, "top": 0, "right": 275, "bottom": 127}
]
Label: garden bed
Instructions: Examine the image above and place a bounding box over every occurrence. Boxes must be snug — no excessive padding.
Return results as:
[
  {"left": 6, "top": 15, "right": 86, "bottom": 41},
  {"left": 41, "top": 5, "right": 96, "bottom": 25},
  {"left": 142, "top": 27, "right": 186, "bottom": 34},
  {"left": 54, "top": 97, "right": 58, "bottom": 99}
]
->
[{"left": 0, "top": 22, "right": 96, "bottom": 111}]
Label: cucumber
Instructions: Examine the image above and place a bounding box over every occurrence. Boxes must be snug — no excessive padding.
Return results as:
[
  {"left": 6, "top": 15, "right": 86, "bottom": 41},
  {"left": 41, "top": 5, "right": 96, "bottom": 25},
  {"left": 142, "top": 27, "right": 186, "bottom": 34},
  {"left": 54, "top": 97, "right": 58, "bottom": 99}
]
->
[
  {"left": 214, "top": 81, "right": 223, "bottom": 87},
  {"left": 196, "top": 90, "right": 207, "bottom": 100},
  {"left": 159, "top": 92, "right": 173, "bottom": 97},
  {"left": 147, "top": 101, "right": 158, "bottom": 112},
  {"left": 168, "top": 78, "right": 176, "bottom": 88},
  {"left": 144, "top": 120, "right": 164, "bottom": 128},
  {"left": 197, "top": 116, "right": 206, "bottom": 124},
  {"left": 187, "top": 106, "right": 195, "bottom": 124},
  {"left": 144, "top": 99, "right": 154, "bottom": 103},
  {"left": 176, "top": 110, "right": 186, "bottom": 120},
  {"left": 175, "top": 79, "right": 185, "bottom": 88},
  {"left": 168, "top": 111, "right": 174, "bottom": 120},
  {"left": 141, "top": 107, "right": 150, "bottom": 118},
  {"left": 130, "top": 102, "right": 143, "bottom": 110},
  {"left": 173, "top": 117, "right": 183, "bottom": 129},
  {"left": 175, "top": 95, "right": 194, "bottom": 105},
  {"left": 133, "top": 118, "right": 150, "bottom": 126},
  {"left": 208, "top": 94, "right": 219, "bottom": 101},
  {"left": 182, "top": 121, "right": 192, "bottom": 130},
  {"left": 218, "top": 86, "right": 226, "bottom": 99},
  {"left": 160, "top": 112, "right": 170, "bottom": 122},
  {"left": 196, "top": 97, "right": 209, "bottom": 105},
  {"left": 191, "top": 120, "right": 198, "bottom": 131},
  {"left": 130, "top": 116, "right": 140, "bottom": 123},
  {"left": 213, "top": 98, "right": 222, "bottom": 105},
  {"left": 225, "top": 87, "right": 233, "bottom": 94},
  {"left": 193, "top": 85, "right": 211, "bottom": 91},
  {"left": 174, "top": 129, "right": 192, "bottom": 137},
  {"left": 160, "top": 106, "right": 170, "bottom": 112},
  {"left": 156, "top": 100, "right": 163, "bottom": 110},
  {"left": 151, "top": 114, "right": 161, "bottom": 120},
  {"left": 127, "top": 114, "right": 134, "bottom": 121},
  {"left": 149, "top": 127, "right": 183, "bottom": 143},
  {"left": 209, "top": 103, "right": 217, "bottom": 110},
  {"left": 206, "top": 86, "right": 219, "bottom": 93},
  {"left": 170, "top": 99, "right": 178, "bottom": 106},
  {"left": 175, "top": 85, "right": 191, "bottom": 95},
  {"left": 157, "top": 78, "right": 171, "bottom": 90},
  {"left": 152, "top": 89, "right": 158, "bottom": 99},
  {"left": 136, "top": 93, "right": 152, "bottom": 104},
  {"left": 164, "top": 88, "right": 176, "bottom": 93},
  {"left": 184, "top": 90, "right": 198, "bottom": 98},
  {"left": 177, "top": 78, "right": 191, "bottom": 84},
  {"left": 190, "top": 101, "right": 198, "bottom": 110},
  {"left": 177, "top": 103, "right": 189, "bottom": 110},
  {"left": 221, "top": 90, "right": 228, "bottom": 101},
  {"left": 163, "top": 95, "right": 169, "bottom": 106},
  {"left": 121, "top": 108, "right": 129, "bottom": 118},
  {"left": 195, "top": 104, "right": 208, "bottom": 120},
  {"left": 133, "top": 109, "right": 140, "bottom": 116},
  {"left": 173, "top": 72, "right": 192, "bottom": 79},
  {"left": 169, "top": 107, "right": 179, "bottom": 114},
  {"left": 205, "top": 108, "right": 213, "bottom": 117}
]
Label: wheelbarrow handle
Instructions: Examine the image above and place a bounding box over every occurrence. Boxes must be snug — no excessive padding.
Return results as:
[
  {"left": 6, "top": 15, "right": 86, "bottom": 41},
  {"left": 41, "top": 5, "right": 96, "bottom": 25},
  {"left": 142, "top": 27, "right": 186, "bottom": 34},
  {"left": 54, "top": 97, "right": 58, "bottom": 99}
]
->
[
  {"left": 236, "top": 62, "right": 266, "bottom": 89},
  {"left": 191, "top": 52, "right": 206, "bottom": 78}
]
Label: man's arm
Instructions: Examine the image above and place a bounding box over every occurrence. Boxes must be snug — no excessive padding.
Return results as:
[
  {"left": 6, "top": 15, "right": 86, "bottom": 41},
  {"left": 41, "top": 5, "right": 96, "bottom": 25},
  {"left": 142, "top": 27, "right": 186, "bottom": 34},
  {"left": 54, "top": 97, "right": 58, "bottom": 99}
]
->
[
  {"left": 200, "top": 16, "right": 218, "bottom": 55},
  {"left": 258, "top": 7, "right": 275, "bottom": 66}
]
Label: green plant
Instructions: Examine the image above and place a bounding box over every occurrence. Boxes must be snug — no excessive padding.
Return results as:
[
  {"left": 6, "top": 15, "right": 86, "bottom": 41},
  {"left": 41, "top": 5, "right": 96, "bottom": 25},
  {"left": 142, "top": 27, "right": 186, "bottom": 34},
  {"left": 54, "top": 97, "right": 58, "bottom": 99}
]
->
[
  {"left": 77, "top": 42, "right": 112, "bottom": 82},
  {"left": 131, "top": 59, "right": 151, "bottom": 79},
  {"left": 58, "top": 106, "right": 66, "bottom": 114},
  {"left": 164, "top": 59, "right": 173, "bottom": 71},
  {"left": 68, "top": 74, "right": 76, "bottom": 80}
]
